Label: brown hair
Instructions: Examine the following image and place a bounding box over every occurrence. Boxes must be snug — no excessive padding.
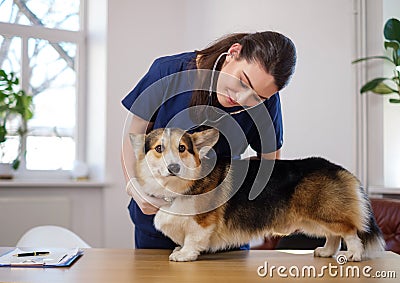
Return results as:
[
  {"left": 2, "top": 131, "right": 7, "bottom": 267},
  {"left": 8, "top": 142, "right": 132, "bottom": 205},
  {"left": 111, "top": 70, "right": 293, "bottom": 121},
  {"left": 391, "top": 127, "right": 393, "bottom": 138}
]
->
[{"left": 190, "top": 31, "right": 297, "bottom": 108}]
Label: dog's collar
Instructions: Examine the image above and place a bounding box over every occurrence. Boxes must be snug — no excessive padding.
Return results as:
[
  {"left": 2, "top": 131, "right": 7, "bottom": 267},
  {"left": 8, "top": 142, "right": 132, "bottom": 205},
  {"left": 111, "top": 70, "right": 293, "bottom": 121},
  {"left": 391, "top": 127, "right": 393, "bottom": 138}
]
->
[
  {"left": 148, "top": 194, "right": 175, "bottom": 203},
  {"left": 162, "top": 197, "right": 175, "bottom": 203}
]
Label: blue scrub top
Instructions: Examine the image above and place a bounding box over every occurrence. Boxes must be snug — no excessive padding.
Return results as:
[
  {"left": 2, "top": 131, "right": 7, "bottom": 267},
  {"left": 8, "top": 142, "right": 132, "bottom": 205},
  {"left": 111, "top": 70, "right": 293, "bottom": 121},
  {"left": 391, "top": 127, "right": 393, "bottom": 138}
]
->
[
  {"left": 122, "top": 52, "right": 283, "bottom": 156},
  {"left": 122, "top": 51, "right": 283, "bottom": 249}
]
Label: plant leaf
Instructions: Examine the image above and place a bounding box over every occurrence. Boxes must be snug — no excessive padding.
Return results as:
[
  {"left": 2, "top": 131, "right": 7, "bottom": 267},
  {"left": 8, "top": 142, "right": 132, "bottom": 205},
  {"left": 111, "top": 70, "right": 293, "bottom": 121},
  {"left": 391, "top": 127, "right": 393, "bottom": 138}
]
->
[
  {"left": 389, "top": 98, "right": 400, "bottom": 103},
  {"left": 385, "top": 40, "right": 400, "bottom": 51},
  {"left": 11, "top": 158, "right": 20, "bottom": 170},
  {"left": 384, "top": 18, "right": 400, "bottom": 42},
  {"left": 352, "top": 55, "right": 394, "bottom": 64},
  {"left": 360, "top": 78, "right": 388, "bottom": 93},
  {"left": 397, "top": 49, "right": 400, "bottom": 66},
  {"left": 371, "top": 82, "right": 397, "bottom": 94},
  {"left": 0, "top": 125, "right": 7, "bottom": 143},
  {"left": 0, "top": 105, "right": 10, "bottom": 112}
]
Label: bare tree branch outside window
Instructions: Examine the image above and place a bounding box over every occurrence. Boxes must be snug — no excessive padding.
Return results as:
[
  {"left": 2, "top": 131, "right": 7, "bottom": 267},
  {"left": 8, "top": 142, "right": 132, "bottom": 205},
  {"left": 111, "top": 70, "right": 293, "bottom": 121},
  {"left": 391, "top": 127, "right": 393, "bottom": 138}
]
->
[
  {"left": 0, "top": 0, "right": 77, "bottom": 96},
  {"left": 0, "top": 0, "right": 81, "bottom": 170}
]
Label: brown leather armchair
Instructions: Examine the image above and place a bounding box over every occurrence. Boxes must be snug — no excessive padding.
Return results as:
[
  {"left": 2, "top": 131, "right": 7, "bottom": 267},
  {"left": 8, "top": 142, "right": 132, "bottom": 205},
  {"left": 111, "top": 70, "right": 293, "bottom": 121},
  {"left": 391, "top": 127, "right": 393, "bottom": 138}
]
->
[
  {"left": 253, "top": 198, "right": 400, "bottom": 254},
  {"left": 371, "top": 198, "right": 400, "bottom": 254}
]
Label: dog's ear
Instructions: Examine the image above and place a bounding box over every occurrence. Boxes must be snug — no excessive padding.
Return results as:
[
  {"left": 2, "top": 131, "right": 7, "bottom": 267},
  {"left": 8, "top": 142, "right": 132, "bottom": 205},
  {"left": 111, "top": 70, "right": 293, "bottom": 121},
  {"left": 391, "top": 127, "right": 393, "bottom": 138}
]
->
[
  {"left": 191, "top": 128, "right": 219, "bottom": 159},
  {"left": 129, "top": 133, "right": 145, "bottom": 159}
]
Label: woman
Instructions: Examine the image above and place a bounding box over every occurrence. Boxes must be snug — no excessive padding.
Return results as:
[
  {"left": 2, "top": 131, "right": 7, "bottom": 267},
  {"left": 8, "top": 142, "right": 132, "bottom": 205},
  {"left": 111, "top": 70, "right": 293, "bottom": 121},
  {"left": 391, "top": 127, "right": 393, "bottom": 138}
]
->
[{"left": 121, "top": 31, "right": 296, "bottom": 249}]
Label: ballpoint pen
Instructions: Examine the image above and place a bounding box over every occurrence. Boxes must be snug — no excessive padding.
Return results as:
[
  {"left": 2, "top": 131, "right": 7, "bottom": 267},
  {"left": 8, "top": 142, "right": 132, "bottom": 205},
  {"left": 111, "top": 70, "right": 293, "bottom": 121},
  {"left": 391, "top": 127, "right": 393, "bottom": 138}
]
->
[{"left": 13, "top": 251, "right": 50, "bottom": 257}]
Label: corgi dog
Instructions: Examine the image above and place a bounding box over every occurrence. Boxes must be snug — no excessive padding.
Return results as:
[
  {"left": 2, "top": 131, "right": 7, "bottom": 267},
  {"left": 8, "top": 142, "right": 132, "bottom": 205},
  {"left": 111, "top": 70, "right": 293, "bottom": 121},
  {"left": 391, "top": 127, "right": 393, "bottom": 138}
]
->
[{"left": 129, "top": 128, "right": 385, "bottom": 262}]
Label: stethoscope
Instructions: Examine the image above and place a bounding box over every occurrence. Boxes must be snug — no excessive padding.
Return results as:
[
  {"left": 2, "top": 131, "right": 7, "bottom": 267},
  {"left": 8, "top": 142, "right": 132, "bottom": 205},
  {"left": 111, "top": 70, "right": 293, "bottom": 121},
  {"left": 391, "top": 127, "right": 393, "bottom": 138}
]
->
[{"left": 201, "top": 52, "right": 263, "bottom": 125}]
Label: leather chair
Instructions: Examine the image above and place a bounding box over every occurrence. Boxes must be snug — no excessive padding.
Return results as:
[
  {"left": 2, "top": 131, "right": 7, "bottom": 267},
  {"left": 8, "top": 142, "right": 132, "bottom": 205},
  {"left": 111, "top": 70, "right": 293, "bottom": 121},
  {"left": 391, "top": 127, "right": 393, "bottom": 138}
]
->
[
  {"left": 253, "top": 198, "right": 400, "bottom": 254},
  {"left": 371, "top": 198, "right": 400, "bottom": 254}
]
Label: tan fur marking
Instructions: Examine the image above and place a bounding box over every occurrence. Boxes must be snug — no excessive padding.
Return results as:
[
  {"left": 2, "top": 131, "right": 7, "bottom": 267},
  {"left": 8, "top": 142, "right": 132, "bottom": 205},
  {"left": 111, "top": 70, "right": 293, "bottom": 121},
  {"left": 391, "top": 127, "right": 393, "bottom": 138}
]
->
[
  {"left": 194, "top": 209, "right": 222, "bottom": 228},
  {"left": 287, "top": 170, "right": 364, "bottom": 235}
]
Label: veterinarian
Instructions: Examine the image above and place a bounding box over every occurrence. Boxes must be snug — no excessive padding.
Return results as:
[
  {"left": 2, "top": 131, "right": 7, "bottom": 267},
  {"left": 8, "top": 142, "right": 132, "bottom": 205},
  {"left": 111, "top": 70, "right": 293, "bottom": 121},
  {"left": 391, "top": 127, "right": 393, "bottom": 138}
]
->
[{"left": 121, "top": 31, "right": 297, "bottom": 249}]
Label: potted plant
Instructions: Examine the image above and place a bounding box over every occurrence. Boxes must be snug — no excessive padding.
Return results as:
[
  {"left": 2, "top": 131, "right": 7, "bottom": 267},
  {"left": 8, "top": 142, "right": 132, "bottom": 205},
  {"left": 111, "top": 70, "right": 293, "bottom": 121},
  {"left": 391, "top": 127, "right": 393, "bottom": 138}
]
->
[
  {"left": 0, "top": 69, "right": 34, "bottom": 179},
  {"left": 352, "top": 18, "right": 400, "bottom": 102}
]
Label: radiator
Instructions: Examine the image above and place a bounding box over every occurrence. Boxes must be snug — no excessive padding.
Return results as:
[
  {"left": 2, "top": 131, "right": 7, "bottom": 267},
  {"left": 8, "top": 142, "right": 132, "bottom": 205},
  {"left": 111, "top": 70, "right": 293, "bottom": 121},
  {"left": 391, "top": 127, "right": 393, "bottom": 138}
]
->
[{"left": 0, "top": 197, "right": 71, "bottom": 246}]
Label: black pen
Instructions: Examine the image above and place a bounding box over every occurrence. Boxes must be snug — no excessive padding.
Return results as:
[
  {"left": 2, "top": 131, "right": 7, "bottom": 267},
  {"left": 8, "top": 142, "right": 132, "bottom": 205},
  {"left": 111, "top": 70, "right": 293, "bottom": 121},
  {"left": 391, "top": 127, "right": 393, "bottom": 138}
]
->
[{"left": 13, "top": 251, "right": 50, "bottom": 257}]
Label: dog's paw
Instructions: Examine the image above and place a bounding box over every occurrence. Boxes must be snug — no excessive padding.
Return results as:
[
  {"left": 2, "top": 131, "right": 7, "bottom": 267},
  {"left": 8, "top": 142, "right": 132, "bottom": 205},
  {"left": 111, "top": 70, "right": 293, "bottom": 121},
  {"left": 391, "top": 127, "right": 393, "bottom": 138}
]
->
[
  {"left": 172, "top": 246, "right": 182, "bottom": 253},
  {"left": 338, "top": 251, "right": 363, "bottom": 262},
  {"left": 314, "top": 247, "right": 336, "bottom": 258},
  {"left": 169, "top": 249, "right": 199, "bottom": 262}
]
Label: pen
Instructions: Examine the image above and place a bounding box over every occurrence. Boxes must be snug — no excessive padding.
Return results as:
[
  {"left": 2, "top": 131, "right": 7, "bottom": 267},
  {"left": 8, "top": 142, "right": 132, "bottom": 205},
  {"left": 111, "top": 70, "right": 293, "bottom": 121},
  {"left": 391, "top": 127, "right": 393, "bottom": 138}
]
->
[{"left": 13, "top": 251, "right": 50, "bottom": 257}]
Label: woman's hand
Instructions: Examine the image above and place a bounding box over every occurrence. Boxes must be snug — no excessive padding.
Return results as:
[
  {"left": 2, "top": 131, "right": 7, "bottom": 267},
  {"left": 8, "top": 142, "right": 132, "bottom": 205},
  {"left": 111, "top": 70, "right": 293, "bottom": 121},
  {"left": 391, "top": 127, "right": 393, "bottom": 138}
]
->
[
  {"left": 125, "top": 178, "right": 170, "bottom": 215},
  {"left": 122, "top": 115, "right": 169, "bottom": 215}
]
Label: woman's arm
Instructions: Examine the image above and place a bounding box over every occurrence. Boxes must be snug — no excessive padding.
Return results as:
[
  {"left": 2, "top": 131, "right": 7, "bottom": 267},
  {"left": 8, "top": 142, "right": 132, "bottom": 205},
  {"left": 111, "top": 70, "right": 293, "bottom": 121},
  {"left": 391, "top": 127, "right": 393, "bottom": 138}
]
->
[
  {"left": 261, "top": 148, "right": 281, "bottom": 160},
  {"left": 121, "top": 114, "right": 169, "bottom": 215}
]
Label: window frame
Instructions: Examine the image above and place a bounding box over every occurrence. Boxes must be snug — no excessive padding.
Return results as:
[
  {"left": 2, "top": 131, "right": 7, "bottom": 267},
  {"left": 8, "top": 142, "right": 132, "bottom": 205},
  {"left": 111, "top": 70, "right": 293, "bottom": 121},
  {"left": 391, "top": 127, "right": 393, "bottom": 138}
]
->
[{"left": 0, "top": 1, "right": 86, "bottom": 178}]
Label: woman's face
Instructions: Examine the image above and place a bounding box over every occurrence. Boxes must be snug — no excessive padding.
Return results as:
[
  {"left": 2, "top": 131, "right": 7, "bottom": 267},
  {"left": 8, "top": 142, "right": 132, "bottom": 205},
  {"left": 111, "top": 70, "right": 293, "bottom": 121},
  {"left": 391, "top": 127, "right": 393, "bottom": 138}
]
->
[{"left": 216, "top": 44, "right": 278, "bottom": 108}]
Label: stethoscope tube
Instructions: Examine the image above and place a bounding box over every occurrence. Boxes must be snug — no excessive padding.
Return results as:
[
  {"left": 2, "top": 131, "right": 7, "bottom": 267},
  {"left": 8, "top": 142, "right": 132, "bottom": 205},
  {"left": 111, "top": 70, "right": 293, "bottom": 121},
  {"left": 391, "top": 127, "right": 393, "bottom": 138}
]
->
[
  {"left": 208, "top": 52, "right": 230, "bottom": 105},
  {"left": 195, "top": 51, "right": 263, "bottom": 128}
]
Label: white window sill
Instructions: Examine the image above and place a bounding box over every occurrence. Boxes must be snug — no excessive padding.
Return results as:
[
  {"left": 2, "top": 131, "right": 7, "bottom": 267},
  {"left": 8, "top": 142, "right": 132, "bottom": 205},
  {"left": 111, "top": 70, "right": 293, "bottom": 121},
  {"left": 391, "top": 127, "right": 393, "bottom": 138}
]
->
[
  {"left": 368, "top": 186, "right": 400, "bottom": 195},
  {"left": 0, "top": 179, "right": 106, "bottom": 188}
]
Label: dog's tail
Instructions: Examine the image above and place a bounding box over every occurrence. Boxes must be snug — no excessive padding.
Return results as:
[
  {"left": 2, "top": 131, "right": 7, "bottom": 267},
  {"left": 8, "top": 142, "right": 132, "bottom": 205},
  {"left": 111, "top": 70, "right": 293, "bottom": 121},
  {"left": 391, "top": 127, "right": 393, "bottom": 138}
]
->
[{"left": 358, "top": 192, "right": 386, "bottom": 258}]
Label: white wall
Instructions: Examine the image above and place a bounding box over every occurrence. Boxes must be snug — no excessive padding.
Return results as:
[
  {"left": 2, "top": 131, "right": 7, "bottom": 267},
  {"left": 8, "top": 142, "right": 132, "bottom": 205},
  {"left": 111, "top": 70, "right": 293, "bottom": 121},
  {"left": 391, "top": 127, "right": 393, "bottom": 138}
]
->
[
  {"left": 365, "top": 0, "right": 385, "bottom": 189},
  {"left": 100, "top": 0, "right": 359, "bottom": 247},
  {"left": 182, "top": 0, "right": 358, "bottom": 170}
]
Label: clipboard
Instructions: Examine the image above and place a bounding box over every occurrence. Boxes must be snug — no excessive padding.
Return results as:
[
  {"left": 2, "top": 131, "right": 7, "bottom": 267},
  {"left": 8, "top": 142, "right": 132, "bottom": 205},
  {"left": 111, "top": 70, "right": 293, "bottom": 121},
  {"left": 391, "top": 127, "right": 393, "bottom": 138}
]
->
[{"left": 0, "top": 247, "right": 83, "bottom": 267}]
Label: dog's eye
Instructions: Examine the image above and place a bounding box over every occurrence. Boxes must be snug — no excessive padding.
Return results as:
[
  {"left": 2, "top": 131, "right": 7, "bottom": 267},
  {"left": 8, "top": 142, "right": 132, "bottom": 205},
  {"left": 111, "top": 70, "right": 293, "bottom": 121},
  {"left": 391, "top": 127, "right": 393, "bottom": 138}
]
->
[
  {"left": 155, "top": 145, "right": 164, "bottom": 153},
  {"left": 178, "top": 145, "right": 186, "bottom": 153}
]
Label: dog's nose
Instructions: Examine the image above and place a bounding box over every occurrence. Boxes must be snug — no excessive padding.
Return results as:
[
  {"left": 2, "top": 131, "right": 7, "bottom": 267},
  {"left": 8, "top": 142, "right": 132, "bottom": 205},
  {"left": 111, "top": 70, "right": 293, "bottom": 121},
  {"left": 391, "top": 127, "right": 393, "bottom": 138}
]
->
[{"left": 167, "top": 163, "right": 180, "bottom": 175}]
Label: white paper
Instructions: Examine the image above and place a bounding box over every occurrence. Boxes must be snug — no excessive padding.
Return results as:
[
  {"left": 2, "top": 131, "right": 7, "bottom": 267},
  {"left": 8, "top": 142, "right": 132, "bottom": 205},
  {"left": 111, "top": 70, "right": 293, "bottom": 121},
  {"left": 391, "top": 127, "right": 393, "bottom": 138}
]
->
[{"left": 0, "top": 247, "right": 81, "bottom": 267}]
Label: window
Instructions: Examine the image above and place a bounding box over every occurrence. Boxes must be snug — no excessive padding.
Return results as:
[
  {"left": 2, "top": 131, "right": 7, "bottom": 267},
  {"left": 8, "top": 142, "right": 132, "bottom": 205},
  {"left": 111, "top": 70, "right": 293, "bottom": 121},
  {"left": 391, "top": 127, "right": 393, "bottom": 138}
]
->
[{"left": 0, "top": 0, "right": 84, "bottom": 173}]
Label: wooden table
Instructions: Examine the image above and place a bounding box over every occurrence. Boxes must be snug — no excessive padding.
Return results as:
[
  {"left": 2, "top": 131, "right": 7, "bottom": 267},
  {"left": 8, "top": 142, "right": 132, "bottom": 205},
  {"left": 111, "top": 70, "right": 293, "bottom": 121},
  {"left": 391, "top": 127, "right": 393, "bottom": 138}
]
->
[{"left": 0, "top": 248, "right": 398, "bottom": 282}]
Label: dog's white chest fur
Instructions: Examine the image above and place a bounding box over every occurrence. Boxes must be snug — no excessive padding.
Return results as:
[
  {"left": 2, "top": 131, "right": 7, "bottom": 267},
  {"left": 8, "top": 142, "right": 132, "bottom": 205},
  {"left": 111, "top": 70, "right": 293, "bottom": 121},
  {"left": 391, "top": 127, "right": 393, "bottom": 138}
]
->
[
  {"left": 154, "top": 199, "right": 199, "bottom": 246},
  {"left": 154, "top": 211, "right": 187, "bottom": 246}
]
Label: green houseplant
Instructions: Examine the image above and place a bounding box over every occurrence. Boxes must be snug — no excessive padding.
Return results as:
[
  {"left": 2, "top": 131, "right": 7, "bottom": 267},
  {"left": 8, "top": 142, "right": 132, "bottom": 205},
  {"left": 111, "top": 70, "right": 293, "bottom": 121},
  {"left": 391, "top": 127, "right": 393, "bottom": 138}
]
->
[
  {"left": 352, "top": 18, "right": 400, "bottom": 103},
  {"left": 0, "top": 69, "right": 34, "bottom": 176}
]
